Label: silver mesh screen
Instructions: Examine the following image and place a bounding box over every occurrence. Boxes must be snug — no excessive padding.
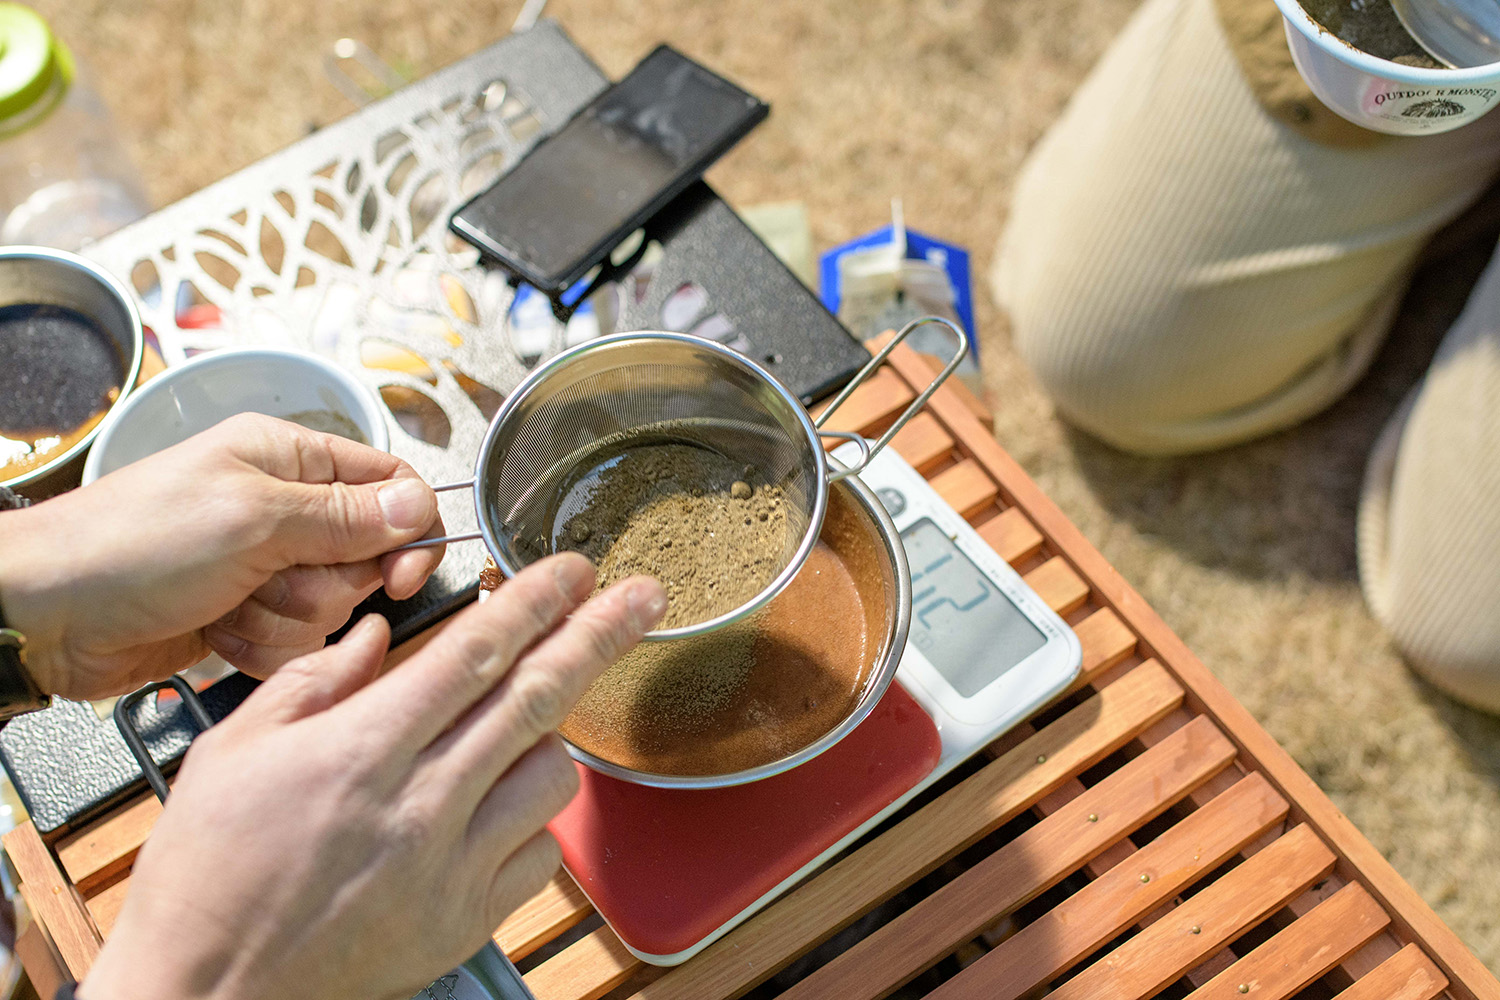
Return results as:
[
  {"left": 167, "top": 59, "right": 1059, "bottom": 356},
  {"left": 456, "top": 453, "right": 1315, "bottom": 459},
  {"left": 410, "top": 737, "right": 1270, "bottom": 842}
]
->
[{"left": 477, "top": 335, "right": 825, "bottom": 632}]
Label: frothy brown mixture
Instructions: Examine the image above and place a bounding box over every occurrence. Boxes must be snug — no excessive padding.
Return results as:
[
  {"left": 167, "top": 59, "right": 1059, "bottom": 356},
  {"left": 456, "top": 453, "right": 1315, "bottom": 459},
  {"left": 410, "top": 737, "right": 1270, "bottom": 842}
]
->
[{"left": 560, "top": 486, "right": 889, "bottom": 776}]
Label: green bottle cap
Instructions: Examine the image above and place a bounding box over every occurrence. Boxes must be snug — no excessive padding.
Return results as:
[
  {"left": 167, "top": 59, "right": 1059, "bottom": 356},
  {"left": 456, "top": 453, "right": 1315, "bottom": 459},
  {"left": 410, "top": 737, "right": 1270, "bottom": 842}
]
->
[{"left": 0, "top": 3, "right": 72, "bottom": 128}]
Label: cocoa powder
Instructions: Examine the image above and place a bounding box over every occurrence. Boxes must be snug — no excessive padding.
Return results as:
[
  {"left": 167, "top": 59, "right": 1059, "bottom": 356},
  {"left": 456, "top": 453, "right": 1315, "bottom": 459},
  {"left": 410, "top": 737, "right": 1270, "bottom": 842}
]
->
[{"left": 557, "top": 441, "right": 794, "bottom": 630}]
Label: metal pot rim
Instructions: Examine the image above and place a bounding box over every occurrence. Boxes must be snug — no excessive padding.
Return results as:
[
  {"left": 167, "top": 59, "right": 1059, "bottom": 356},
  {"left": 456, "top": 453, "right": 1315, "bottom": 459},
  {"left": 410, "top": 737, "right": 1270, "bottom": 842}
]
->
[{"left": 0, "top": 246, "right": 145, "bottom": 491}]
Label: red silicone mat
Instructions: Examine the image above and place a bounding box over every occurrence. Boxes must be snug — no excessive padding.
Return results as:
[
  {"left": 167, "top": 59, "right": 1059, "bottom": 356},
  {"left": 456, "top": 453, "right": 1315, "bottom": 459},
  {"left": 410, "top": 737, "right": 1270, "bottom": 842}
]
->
[{"left": 549, "top": 682, "right": 943, "bottom": 958}]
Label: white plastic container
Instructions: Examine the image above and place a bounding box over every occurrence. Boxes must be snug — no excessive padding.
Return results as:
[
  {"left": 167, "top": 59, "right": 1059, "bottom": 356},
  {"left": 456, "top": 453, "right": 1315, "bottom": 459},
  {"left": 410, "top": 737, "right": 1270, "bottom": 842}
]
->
[
  {"left": 82, "top": 348, "right": 391, "bottom": 485},
  {"left": 1271, "top": 0, "right": 1500, "bottom": 135}
]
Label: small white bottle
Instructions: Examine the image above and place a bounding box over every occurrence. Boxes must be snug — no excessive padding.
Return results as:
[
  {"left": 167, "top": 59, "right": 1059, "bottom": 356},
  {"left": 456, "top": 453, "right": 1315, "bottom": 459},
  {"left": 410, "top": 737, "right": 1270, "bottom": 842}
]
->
[{"left": 0, "top": 3, "right": 149, "bottom": 250}]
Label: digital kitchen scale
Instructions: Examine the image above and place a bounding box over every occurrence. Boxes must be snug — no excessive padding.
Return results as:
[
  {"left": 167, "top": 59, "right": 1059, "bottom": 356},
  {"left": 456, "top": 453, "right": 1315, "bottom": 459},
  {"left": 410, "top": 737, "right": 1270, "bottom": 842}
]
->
[{"left": 549, "top": 443, "right": 1082, "bottom": 966}]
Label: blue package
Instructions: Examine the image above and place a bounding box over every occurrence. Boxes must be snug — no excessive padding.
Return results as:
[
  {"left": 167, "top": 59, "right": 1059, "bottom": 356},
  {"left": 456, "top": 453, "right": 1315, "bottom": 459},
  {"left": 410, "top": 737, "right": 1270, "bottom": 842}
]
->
[{"left": 818, "top": 224, "right": 976, "bottom": 357}]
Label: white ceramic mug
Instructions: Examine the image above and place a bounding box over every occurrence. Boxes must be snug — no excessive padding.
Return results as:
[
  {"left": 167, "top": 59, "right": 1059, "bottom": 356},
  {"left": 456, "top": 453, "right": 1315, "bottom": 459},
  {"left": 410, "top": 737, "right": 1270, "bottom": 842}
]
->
[
  {"left": 1272, "top": 0, "right": 1500, "bottom": 134},
  {"left": 82, "top": 347, "right": 390, "bottom": 485}
]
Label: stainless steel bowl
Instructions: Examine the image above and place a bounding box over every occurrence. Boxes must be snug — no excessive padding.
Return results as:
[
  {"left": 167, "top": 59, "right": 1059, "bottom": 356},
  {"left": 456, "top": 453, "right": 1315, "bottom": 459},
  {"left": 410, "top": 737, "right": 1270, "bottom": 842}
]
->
[
  {"left": 562, "top": 466, "right": 912, "bottom": 789},
  {"left": 0, "top": 246, "right": 144, "bottom": 494}
]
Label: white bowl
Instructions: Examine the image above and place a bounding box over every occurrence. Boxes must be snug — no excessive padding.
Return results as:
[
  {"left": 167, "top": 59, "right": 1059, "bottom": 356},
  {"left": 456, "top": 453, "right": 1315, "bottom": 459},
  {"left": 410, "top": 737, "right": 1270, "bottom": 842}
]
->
[
  {"left": 82, "top": 347, "right": 390, "bottom": 485},
  {"left": 1272, "top": 0, "right": 1500, "bottom": 134}
]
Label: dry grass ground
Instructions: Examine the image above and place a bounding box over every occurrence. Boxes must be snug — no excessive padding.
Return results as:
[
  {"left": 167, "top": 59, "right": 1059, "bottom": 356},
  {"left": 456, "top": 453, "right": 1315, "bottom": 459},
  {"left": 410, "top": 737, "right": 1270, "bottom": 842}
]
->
[{"left": 31, "top": 0, "right": 1500, "bottom": 972}]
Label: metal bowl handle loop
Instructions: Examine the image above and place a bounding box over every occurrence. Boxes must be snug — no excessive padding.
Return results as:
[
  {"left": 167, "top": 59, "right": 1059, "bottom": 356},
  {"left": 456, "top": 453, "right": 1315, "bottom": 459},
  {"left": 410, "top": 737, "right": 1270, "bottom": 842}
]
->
[{"left": 816, "top": 316, "right": 969, "bottom": 482}]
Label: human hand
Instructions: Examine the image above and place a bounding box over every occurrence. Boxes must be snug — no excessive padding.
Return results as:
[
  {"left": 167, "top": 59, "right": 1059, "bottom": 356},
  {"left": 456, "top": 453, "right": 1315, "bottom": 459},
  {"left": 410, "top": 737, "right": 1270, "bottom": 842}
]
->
[
  {"left": 81, "top": 554, "right": 667, "bottom": 1000},
  {"left": 0, "top": 413, "right": 444, "bottom": 701}
]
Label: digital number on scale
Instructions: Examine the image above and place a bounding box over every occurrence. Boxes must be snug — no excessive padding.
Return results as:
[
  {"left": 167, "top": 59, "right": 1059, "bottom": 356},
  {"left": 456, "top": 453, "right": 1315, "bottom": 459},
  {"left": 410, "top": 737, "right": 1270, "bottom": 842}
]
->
[{"left": 901, "top": 518, "right": 1046, "bottom": 698}]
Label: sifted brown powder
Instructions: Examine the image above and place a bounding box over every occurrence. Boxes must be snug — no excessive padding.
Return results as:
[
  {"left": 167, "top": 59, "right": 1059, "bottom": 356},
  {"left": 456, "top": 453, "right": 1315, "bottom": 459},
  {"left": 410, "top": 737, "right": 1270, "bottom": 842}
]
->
[{"left": 557, "top": 441, "right": 794, "bottom": 630}]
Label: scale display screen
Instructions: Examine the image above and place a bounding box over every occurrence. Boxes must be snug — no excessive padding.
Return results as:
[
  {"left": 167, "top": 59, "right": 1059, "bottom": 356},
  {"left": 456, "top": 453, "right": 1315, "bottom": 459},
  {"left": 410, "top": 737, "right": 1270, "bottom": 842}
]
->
[{"left": 902, "top": 518, "right": 1047, "bottom": 698}]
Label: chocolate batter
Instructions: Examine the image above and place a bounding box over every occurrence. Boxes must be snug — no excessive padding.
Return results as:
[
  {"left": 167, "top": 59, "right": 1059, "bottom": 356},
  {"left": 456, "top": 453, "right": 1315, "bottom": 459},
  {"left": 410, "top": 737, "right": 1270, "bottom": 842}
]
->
[{"left": 560, "top": 485, "right": 891, "bottom": 776}]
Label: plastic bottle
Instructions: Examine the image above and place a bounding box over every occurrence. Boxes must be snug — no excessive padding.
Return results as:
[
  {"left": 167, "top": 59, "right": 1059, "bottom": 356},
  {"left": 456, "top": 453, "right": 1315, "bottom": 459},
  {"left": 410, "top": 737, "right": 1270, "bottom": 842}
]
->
[{"left": 0, "top": 3, "right": 148, "bottom": 250}]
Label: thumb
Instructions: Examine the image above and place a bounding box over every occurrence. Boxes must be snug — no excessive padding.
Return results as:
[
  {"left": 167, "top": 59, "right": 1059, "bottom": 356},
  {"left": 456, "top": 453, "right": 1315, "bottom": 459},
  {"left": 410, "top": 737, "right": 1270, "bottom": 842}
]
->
[
  {"left": 235, "top": 614, "right": 392, "bottom": 726},
  {"left": 273, "top": 476, "right": 439, "bottom": 568}
]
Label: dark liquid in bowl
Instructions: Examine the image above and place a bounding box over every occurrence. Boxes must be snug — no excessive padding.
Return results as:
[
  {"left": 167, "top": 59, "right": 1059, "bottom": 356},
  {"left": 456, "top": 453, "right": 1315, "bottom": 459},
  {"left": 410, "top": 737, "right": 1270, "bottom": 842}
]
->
[{"left": 0, "top": 304, "right": 124, "bottom": 481}]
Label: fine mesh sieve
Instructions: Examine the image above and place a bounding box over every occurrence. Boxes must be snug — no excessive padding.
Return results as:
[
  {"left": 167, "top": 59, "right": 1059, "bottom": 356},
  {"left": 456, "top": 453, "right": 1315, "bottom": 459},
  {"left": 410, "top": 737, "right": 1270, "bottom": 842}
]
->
[
  {"left": 481, "top": 333, "right": 826, "bottom": 640},
  {"left": 407, "top": 318, "right": 967, "bottom": 640}
]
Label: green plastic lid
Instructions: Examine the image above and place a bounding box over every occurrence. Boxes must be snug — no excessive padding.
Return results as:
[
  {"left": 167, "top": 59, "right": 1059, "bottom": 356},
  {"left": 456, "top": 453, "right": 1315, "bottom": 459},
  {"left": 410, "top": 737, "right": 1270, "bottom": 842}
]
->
[{"left": 0, "top": 3, "right": 71, "bottom": 125}]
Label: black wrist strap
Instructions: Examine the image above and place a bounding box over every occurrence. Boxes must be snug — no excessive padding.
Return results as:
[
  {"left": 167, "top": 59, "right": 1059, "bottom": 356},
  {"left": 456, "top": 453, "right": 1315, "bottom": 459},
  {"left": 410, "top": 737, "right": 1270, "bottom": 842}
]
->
[
  {"left": 0, "top": 486, "right": 29, "bottom": 512},
  {"left": 0, "top": 488, "right": 50, "bottom": 723}
]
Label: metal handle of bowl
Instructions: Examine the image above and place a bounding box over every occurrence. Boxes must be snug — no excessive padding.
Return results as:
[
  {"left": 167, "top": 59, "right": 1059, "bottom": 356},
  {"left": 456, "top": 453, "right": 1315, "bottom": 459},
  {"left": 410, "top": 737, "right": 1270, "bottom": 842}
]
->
[
  {"left": 816, "top": 315, "right": 969, "bottom": 483},
  {"left": 393, "top": 479, "right": 484, "bottom": 551}
]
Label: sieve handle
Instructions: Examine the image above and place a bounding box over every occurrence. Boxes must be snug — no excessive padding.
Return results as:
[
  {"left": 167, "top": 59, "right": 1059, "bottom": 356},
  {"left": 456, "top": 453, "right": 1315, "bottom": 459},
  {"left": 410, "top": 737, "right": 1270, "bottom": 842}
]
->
[
  {"left": 391, "top": 479, "right": 485, "bottom": 551},
  {"left": 816, "top": 316, "right": 969, "bottom": 480},
  {"left": 819, "top": 431, "right": 872, "bottom": 484}
]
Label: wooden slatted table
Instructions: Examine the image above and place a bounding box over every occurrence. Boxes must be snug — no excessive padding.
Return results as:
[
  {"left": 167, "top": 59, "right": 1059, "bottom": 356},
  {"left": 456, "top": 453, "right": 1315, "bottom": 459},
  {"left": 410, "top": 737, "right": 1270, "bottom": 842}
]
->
[{"left": 5, "top": 343, "right": 1497, "bottom": 1000}]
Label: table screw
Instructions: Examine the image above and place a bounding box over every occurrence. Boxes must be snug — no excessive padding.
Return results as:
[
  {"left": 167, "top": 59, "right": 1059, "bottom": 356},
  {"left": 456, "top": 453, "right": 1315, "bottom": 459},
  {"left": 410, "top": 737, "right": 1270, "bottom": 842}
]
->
[
  {"left": 1190, "top": 925, "right": 1201, "bottom": 935},
  {"left": 1139, "top": 873, "right": 1150, "bottom": 883},
  {"left": 1238, "top": 986, "right": 1250, "bottom": 994},
  {"left": 1036, "top": 754, "right": 1047, "bottom": 764},
  {"left": 1087, "top": 813, "right": 1099, "bottom": 823}
]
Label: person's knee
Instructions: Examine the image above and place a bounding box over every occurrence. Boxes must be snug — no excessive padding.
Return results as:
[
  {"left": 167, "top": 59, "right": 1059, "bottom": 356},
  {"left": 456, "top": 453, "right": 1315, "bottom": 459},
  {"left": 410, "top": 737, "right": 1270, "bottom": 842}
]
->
[
  {"left": 993, "top": 223, "right": 1229, "bottom": 456},
  {"left": 1382, "top": 603, "right": 1500, "bottom": 715},
  {"left": 1002, "top": 269, "right": 1170, "bottom": 455},
  {"left": 1358, "top": 322, "right": 1500, "bottom": 715}
]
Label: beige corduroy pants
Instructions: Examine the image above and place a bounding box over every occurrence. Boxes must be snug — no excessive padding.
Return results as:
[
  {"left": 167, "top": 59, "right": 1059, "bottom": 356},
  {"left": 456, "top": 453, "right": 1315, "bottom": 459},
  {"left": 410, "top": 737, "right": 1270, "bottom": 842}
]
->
[{"left": 990, "top": 0, "right": 1500, "bottom": 711}]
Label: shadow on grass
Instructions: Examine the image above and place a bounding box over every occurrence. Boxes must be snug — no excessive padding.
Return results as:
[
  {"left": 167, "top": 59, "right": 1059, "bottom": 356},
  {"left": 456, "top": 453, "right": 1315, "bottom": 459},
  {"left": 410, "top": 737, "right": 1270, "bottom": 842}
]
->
[
  {"left": 1059, "top": 188, "right": 1500, "bottom": 784},
  {"left": 1413, "top": 673, "right": 1500, "bottom": 789},
  {"left": 1064, "top": 224, "right": 1498, "bottom": 585}
]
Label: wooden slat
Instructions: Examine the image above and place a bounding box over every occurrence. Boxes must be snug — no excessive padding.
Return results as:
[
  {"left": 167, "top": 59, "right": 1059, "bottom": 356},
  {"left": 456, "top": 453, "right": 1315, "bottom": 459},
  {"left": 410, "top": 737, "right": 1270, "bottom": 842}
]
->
[
  {"left": 1188, "top": 883, "right": 1390, "bottom": 1000},
  {"left": 881, "top": 344, "right": 1500, "bottom": 1000},
  {"left": 1024, "top": 556, "right": 1090, "bottom": 616},
  {"left": 75, "top": 844, "right": 592, "bottom": 962},
  {"left": 777, "top": 715, "right": 1238, "bottom": 1000},
  {"left": 1074, "top": 607, "right": 1137, "bottom": 681},
  {"left": 888, "top": 410, "right": 954, "bottom": 472},
  {"left": 55, "top": 791, "right": 161, "bottom": 893},
  {"left": 85, "top": 877, "right": 130, "bottom": 937},
  {"left": 1045, "top": 823, "right": 1335, "bottom": 1000},
  {"left": 813, "top": 368, "right": 914, "bottom": 435},
  {"left": 4, "top": 824, "right": 99, "bottom": 977},
  {"left": 14, "top": 916, "right": 68, "bottom": 1000},
  {"left": 1334, "top": 943, "right": 1450, "bottom": 1000},
  {"left": 1181, "top": 880, "right": 1337, "bottom": 991},
  {"left": 930, "top": 773, "right": 1289, "bottom": 1000},
  {"left": 526, "top": 926, "right": 640, "bottom": 1000},
  {"left": 911, "top": 351, "right": 993, "bottom": 429},
  {"left": 976, "top": 507, "right": 1044, "bottom": 565},
  {"left": 528, "top": 662, "right": 1185, "bottom": 1000},
  {"left": 494, "top": 869, "right": 593, "bottom": 960},
  {"left": 929, "top": 459, "right": 998, "bottom": 519},
  {"left": 1279, "top": 879, "right": 1401, "bottom": 988}
]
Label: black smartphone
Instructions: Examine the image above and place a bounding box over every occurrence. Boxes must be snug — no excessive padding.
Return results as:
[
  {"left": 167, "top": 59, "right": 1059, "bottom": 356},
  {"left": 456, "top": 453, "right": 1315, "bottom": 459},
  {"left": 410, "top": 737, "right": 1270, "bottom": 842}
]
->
[{"left": 449, "top": 45, "right": 769, "bottom": 295}]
